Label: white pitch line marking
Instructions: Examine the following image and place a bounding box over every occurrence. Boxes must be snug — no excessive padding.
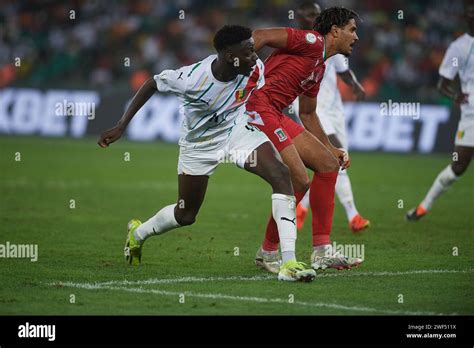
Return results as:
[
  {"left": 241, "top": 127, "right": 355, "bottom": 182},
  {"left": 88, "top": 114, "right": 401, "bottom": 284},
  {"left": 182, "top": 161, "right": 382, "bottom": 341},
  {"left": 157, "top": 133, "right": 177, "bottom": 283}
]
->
[
  {"left": 53, "top": 268, "right": 473, "bottom": 288},
  {"left": 318, "top": 268, "right": 474, "bottom": 278},
  {"left": 49, "top": 269, "right": 472, "bottom": 316},
  {"left": 52, "top": 282, "right": 453, "bottom": 316},
  {"left": 90, "top": 275, "right": 275, "bottom": 287}
]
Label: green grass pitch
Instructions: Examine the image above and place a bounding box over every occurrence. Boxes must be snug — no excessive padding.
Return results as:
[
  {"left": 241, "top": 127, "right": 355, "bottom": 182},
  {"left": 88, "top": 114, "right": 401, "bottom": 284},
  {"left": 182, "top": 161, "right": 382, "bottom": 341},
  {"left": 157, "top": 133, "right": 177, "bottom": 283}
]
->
[{"left": 0, "top": 135, "right": 473, "bottom": 315}]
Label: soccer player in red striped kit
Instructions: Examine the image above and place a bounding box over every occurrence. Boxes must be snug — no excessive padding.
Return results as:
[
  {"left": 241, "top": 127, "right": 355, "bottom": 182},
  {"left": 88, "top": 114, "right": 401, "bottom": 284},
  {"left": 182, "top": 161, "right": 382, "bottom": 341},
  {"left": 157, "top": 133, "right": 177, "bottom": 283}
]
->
[{"left": 248, "top": 6, "right": 363, "bottom": 272}]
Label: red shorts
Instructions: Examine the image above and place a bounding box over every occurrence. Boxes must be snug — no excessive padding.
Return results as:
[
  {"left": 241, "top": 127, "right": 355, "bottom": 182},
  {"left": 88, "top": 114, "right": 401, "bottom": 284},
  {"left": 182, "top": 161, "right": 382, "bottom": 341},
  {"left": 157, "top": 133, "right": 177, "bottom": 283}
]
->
[{"left": 246, "top": 102, "right": 305, "bottom": 152}]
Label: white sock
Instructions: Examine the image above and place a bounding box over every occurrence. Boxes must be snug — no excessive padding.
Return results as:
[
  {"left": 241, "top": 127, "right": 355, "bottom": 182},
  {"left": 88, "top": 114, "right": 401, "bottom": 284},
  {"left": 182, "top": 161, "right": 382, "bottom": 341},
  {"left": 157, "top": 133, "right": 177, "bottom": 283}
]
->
[
  {"left": 336, "top": 169, "right": 359, "bottom": 221},
  {"left": 134, "top": 204, "right": 180, "bottom": 242},
  {"left": 300, "top": 189, "right": 310, "bottom": 210},
  {"left": 421, "top": 165, "right": 459, "bottom": 211},
  {"left": 272, "top": 193, "right": 297, "bottom": 264}
]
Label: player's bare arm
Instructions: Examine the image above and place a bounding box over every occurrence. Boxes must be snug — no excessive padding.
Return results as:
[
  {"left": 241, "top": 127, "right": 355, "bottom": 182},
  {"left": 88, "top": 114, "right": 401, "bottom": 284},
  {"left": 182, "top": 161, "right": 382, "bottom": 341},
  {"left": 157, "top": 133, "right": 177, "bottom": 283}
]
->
[
  {"left": 97, "top": 77, "right": 157, "bottom": 148},
  {"left": 338, "top": 69, "right": 365, "bottom": 100},
  {"left": 299, "top": 94, "right": 350, "bottom": 169},
  {"left": 437, "top": 76, "right": 469, "bottom": 105},
  {"left": 252, "top": 28, "right": 288, "bottom": 51}
]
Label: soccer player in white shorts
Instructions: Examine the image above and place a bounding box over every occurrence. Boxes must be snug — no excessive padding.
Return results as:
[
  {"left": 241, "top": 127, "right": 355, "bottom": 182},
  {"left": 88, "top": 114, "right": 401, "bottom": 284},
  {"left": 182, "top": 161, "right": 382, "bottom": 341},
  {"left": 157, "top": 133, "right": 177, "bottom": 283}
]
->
[
  {"left": 407, "top": 2, "right": 474, "bottom": 221},
  {"left": 97, "top": 25, "right": 315, "bottom": 282},
  {"left": 293, "top": 1, "right": 371, "bottom": 233}
]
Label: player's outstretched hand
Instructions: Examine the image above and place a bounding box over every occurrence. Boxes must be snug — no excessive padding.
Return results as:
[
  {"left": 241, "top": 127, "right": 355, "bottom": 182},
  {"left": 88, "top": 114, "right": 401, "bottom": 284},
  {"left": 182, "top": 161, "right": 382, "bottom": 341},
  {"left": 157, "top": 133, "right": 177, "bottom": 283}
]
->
[
  {"left": 98, "top": 125, "right": 125, "bottom": 148},
  {"left": 331, "top": 147, "right": 351, "bottom": 170}
]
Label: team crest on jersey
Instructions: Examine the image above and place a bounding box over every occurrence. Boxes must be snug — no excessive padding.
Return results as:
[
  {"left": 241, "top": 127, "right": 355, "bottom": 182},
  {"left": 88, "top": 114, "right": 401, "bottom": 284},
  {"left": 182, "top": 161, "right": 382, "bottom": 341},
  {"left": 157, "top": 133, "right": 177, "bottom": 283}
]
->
[
  {"left": 457, "top": 130, "right": 465, "bottom": 139},
  {"left": 235, "top": 89, "right": 246, "bottom": 102},
  {"left": 305, "top": 33, "right": 317, "bottom": 44},
  {"left": 274, "top": 128, "right": 287, "bottom": 142}
]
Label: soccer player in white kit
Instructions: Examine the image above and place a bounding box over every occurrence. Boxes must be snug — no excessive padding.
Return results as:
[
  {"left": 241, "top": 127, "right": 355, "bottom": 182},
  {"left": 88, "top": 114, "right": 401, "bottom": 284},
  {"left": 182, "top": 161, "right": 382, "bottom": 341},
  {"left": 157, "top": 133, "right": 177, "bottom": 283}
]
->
[
  {"left": 407, "top": 2, "right": 474, "bottom": 221},
  {"left": 97, "top": 25, "right": 315, "bottom": 282},
  {"left": 294, "top": 1, "right": 371, "bottom": 233}
]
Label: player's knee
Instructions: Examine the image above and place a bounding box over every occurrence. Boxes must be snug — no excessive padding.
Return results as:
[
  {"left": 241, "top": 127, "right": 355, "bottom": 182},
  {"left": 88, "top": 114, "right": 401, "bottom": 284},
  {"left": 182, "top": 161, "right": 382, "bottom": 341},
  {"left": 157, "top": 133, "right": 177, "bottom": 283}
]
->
[
  {"left": 175, "top": 210, "right": 197, "bottom": 226},
  {"left": 451, "top": 162, "right": 468, "bottom": 176},
  {"left": 273, "top": 161, "right": 291, "bottom": 182},
  {"left": 293, "top": 173, "right": 310, "bottom": 193},
  {"left": 320, "top": 153, "right": 339, "bottom": 173}
]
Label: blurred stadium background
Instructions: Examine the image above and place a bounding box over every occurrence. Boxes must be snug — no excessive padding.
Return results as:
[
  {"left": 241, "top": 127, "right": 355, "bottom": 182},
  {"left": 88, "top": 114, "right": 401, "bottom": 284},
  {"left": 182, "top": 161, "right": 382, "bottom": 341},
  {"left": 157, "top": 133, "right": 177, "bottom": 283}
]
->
[{"left": 0, "top": 0, "right": 468, "bottom": 153}]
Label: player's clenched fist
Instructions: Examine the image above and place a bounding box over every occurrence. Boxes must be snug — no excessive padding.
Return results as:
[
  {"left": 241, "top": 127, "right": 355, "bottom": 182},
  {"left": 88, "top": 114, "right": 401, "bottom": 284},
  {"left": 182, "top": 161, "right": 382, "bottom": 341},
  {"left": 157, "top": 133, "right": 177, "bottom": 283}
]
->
[
  {"left": 331, "top": 147, "right": 351, "bottom": 170},
  {"left": 98, "top": 125, "right": 125, "bottom": 148}
]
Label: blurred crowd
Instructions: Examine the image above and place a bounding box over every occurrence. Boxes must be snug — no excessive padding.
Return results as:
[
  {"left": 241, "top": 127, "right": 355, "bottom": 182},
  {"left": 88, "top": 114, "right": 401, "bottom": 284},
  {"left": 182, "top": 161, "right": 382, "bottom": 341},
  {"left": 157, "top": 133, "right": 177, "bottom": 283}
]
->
[{"left": 0, "top": 0, "right": 467, "bottom": 103}]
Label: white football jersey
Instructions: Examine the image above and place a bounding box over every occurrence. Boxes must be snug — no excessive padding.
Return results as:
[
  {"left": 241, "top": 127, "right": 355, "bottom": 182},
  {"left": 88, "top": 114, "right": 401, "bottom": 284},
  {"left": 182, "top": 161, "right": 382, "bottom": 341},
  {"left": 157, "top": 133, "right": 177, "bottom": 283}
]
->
[
  {"left": 439, "top": 33, "right": 474, "bottom": 119},
  {"left": 154, "top": 55, "right": 265, "bottom": 146},
  {"left": 316, "top": 54, "right": 349, "bottom": 116}
]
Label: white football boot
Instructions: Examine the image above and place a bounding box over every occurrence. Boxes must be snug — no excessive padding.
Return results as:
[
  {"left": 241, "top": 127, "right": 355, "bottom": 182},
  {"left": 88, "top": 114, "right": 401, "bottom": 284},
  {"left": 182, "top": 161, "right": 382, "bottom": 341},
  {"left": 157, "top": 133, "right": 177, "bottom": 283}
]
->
[
  {"left": 255, "top": 247, "right": 281, "bottom": 274},
  {"left": 311, "top": 244, "right": 363, "bottom": 271}
]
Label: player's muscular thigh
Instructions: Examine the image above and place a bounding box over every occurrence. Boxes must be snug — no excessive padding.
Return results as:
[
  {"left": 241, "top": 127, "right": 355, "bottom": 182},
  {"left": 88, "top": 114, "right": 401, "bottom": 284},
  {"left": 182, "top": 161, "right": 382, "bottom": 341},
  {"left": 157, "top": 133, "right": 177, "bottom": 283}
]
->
[
  {"left": 293, "top": 130, "right": 339, "bottom": 173},
  {"left": 244, "top": 142, "right": 294, "bottom": 195},
  {"left": 279, "top": 145, "right": 310, "bottom": 192}
]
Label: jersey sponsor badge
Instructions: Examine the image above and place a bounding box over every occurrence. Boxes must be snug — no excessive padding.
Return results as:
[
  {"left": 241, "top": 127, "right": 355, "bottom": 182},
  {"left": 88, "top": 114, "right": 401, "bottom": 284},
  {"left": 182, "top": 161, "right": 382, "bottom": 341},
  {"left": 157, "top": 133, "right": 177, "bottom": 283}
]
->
[
  {"left": 305, "top": 33, "right": 317, "bottom": 44},
  {"left": 274, "top": 128, "right": 288, "bottom": 142}
]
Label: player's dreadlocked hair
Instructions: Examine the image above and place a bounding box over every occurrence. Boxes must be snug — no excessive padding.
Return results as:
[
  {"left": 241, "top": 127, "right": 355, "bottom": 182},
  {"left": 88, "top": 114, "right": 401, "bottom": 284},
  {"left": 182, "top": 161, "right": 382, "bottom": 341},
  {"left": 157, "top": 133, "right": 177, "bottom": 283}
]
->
[
  {"left": 313, "top": 6, "right": 360, "bottom": 35},
  {"left": 213, "top": 25, "right": 253, "bottom": 52}
]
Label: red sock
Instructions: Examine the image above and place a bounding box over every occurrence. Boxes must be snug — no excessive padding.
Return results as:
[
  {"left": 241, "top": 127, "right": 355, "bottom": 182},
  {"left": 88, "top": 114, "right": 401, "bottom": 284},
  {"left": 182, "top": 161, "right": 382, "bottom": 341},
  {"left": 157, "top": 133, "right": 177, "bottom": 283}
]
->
[
  {"left": 262, "top": 191, "right": 305, "bottom": 252},
  {"left": 310, "top": 171, "right": 338, "bottom": 246}
]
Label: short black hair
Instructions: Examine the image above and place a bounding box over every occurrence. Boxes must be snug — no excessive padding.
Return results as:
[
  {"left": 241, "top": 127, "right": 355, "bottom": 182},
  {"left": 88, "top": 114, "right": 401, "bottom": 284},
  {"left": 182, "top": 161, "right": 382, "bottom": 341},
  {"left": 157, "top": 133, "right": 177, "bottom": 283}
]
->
[
  {"left": 213, "top": 25, "right": 253, "bottom": 52},
  {"left": 313, "top": 6, "right": 360, "bottom": 35}
]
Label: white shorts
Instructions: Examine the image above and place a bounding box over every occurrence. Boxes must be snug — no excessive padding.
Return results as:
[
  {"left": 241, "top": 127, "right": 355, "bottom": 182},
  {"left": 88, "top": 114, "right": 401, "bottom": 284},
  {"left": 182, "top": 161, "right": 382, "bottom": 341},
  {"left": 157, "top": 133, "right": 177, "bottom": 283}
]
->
[
  {"left": 454, "top": 118, "right": 474, "bottom": 147},
  {"left": 177, "top": 121, "right": 269, "bottom": 176},
  {"left": 319, "top": 109, "right": 348, "bottom": 150}
]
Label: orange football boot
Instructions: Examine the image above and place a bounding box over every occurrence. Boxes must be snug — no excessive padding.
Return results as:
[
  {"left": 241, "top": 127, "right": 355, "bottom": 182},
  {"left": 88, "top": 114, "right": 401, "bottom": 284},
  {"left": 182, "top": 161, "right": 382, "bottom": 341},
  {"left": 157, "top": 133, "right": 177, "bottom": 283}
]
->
[{"left": 349, "top": 214, "right": 371, "bottom": 233}]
